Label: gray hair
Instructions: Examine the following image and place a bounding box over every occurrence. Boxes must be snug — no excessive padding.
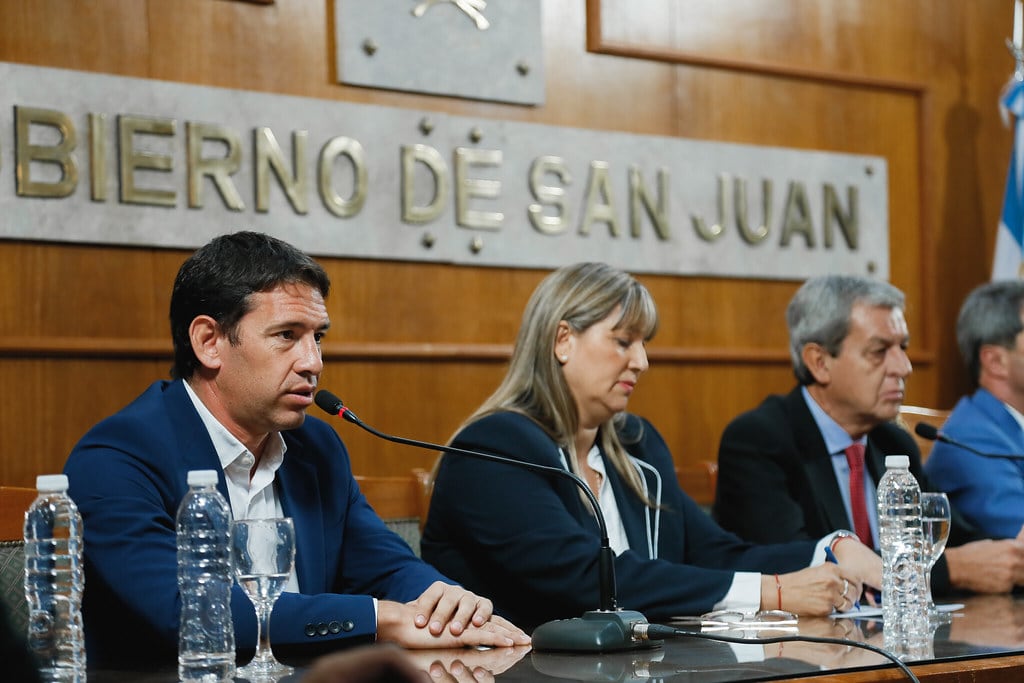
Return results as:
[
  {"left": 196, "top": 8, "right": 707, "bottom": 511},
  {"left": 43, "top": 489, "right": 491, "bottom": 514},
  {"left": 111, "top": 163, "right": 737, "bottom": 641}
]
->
[
  {"left": 787, "top": 275, "right": 905, "bottom": 385},
  {"left": 957, "top": 280, "right": 1024, "bottom": 388}
]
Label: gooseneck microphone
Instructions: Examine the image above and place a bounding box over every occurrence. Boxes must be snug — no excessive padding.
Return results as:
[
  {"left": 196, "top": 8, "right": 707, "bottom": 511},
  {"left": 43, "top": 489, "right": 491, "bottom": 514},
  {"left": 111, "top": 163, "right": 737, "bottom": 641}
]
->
[
  {"left": 313, "top": 389, "right": 661, "bottom": 653},
  {"left": 914, "top": 422, "right": 1024, "bottom": 460}
]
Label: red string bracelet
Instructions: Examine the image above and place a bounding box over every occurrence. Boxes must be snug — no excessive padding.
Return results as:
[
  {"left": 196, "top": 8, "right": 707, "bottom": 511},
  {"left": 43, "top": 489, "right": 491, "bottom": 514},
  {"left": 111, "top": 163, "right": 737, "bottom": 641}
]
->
[{"left": 775, "top": 573, "right": 782, "bottom": 610}]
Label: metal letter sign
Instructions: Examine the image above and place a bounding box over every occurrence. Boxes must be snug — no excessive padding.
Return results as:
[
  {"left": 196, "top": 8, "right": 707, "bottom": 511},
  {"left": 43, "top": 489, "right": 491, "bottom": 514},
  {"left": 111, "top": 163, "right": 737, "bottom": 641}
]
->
[{"left": 0, "top": 61, "right": 889, "bottom": 281}]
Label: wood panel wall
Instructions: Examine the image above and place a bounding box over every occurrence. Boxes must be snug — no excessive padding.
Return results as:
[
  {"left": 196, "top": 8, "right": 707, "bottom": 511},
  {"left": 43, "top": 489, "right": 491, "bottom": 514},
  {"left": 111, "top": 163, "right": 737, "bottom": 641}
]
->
[{"left": 0, "top": 0, "right": 1014, "bottom": 488}]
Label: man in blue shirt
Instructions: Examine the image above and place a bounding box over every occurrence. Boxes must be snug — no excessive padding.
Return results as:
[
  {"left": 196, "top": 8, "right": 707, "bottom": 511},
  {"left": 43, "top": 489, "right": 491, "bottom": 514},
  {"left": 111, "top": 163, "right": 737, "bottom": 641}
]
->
[{"left": 925, "top": 280, "right": 1024, "bottom": 539}]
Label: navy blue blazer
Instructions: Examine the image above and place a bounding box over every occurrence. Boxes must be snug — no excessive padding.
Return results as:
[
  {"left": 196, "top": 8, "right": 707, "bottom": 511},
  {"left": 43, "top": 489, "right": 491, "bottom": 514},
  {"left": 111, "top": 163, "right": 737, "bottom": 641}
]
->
[
  {"left": 421, "top": 411, "right": 815, "bottom": 630},
  {"left": 714, "top": 386, "right": 985, "bottom": 596},
  {"left": 63, "top": 380, "right": 448, "bottom": 665}
]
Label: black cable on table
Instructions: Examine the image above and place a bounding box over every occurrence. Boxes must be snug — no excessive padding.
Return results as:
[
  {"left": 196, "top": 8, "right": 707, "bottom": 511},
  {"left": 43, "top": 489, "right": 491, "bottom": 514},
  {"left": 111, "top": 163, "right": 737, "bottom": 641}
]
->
[{"left": 640, "top": 624, "right": 921, "bottom": 683}]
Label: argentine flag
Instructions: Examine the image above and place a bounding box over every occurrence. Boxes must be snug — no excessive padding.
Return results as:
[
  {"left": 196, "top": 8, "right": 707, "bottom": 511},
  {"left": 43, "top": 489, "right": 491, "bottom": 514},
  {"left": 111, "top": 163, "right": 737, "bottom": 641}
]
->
[{"left": 994, "top": 78, "right": 1024, "bottom": 279}]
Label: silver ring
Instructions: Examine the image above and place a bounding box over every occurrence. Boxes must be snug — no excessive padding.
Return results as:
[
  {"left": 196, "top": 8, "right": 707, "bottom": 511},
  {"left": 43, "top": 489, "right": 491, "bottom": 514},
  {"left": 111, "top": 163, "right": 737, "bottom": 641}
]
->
[{"left": 841, "top": 579, "right": 849, "bottom": 597}]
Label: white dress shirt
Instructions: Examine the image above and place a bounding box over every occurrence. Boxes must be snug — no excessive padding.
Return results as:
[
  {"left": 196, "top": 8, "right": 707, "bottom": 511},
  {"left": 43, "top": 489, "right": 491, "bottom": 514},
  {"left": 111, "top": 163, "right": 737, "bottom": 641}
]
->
[{"left": 184, "top": 381, "right": 300, "bottom": 594}]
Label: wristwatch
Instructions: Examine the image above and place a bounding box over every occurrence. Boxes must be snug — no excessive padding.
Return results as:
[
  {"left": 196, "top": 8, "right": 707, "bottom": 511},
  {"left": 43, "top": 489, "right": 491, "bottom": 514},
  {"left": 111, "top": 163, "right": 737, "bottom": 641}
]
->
[{"left": 829, "top": 529, "right": 857, "bottom": 552}]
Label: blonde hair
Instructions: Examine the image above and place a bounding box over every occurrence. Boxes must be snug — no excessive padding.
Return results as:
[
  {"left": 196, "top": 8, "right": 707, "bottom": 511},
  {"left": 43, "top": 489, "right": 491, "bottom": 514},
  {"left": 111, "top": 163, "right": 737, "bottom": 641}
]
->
[{"left": 460, "top": 262, "right": 659, "bottom": 502}]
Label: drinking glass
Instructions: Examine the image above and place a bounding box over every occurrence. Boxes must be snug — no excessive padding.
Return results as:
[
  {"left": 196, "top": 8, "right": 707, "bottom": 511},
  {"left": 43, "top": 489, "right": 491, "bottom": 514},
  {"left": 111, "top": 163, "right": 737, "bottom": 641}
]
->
[
  {"left": 230, "top": 517, "right": 296, "bottom": 680},
  {"left": 920, "top": 492, "right": 951, "bottom": 618}
]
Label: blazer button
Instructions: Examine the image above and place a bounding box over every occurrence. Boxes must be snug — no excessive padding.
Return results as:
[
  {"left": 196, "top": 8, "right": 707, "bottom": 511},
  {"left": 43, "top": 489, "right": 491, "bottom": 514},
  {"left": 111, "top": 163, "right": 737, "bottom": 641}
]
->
[
  {"left": 341, "top": 620, "right": 355, "bottom": 632},
  {"left": 317, "top": 622, "right": 329, "bottom": 636},
  {"left": 304, "top": 623, "right": 316, "bottom": 637},
  {"left": 328, "top": 621, "right": 342, "bottom": 634}
]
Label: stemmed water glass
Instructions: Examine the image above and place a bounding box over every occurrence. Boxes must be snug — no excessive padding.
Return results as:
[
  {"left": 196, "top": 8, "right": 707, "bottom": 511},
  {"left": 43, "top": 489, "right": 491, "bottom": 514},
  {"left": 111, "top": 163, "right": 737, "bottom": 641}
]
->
[
  {"left": 920, "top": 492, "right": 951, "bottom": 620},
  {"left": 230, "top": 517, "right": 296, "bottom": 680}
]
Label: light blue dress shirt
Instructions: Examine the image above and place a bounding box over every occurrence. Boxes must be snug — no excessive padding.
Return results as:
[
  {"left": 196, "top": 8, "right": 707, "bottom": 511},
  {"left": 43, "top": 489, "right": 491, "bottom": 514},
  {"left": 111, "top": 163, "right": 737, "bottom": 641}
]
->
[{"left": 801, "top": 387, "right": 879, "bottom": 549}]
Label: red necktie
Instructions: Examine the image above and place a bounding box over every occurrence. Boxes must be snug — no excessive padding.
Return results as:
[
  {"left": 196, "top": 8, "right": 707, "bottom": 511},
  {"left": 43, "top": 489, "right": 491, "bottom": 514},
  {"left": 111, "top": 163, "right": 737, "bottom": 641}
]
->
[{"left": 844, "top": 443, "right": 873, "bottom": 548}]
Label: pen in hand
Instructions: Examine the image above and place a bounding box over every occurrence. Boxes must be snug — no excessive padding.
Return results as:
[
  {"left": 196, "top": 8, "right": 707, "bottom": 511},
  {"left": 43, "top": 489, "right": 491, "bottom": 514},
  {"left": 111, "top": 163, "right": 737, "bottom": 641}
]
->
[{"left": 825, "top": 545, "right": 861, "bottom": 611}]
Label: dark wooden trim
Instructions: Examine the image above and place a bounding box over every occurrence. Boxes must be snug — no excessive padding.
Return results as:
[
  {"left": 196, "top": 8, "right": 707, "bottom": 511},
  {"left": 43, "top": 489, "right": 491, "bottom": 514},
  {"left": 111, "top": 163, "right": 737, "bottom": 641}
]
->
[
  {"left": 0, "top": 337, "right": 937, "bottom": 366},
  {"left": 771, "top": 653, "right": 1024, "bottom": 683},
  {"left": 0, "top": 337, "right": 172, "bottom": 359}
]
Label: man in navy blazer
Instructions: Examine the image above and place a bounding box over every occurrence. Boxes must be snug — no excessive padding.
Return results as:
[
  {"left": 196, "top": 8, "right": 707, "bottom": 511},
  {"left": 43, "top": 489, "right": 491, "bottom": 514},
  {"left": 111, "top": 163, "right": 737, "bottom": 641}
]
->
[
  {"left": 63, "top": 231, "right": 528, "bottom": 666},
  {"left": 714, "top": 274, "right": 1024, "bottom": 597},
  {"left": 925, "top": 280, "right": 1024, "bottom": 539}
]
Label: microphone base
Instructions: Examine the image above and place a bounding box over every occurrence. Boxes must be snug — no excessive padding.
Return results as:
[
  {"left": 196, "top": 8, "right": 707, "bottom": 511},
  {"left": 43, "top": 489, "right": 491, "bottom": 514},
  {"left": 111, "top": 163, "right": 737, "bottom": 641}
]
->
[{"left": 531, "top": 610, "right": 663, "bottom": 653}]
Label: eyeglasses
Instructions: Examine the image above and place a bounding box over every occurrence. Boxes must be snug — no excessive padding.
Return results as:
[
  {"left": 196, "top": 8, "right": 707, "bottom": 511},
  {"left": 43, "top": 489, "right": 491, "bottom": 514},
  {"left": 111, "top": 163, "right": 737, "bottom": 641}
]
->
[{"left": 673, "top": 609, "right": 799, "bottom": 632}]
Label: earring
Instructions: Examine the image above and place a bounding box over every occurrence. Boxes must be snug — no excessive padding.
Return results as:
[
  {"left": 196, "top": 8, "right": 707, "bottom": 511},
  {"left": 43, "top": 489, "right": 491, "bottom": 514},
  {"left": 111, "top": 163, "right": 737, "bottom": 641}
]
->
[{"left": 559, "top": 355, "right": 568, "bottom": 362}]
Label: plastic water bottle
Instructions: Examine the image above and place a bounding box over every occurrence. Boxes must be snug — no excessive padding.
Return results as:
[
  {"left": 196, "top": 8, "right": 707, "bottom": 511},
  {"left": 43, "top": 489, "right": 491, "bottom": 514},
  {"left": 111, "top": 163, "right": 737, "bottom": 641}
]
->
[
  {"left": 24, "top": 473, "right": 86, "bottom": 681},
  {"left": 177, "top": 470, "right": 235, "bottom": 682},
  {"left": 877, "top": 455, "right": 929, "bottom": 646}
]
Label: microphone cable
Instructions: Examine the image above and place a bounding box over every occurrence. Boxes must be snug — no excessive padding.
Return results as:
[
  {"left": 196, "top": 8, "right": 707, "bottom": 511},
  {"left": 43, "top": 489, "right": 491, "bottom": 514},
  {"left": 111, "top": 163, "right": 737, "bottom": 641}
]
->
[
  {"left": 314, "top": 389, "right": 656, "bottom": 653},
  {"left": 637, "top": 624, "right": 920, "bottom": 683},
  {"left": 315, "top": 387, "right": 923, "bottom": 677}
]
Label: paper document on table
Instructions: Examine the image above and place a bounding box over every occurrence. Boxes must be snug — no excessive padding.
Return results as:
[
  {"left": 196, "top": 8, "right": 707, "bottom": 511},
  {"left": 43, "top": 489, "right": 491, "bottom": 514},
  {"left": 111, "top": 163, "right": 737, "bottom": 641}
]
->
[{"left": 831, "top": 603, "right": 964, "bottom": 619}]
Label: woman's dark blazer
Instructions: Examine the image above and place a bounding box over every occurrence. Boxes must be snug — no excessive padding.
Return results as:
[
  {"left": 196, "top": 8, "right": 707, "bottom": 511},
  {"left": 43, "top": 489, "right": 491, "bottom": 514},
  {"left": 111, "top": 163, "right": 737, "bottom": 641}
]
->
[{"left": 421, "top": 411, "right": 815, "bottom": 630}]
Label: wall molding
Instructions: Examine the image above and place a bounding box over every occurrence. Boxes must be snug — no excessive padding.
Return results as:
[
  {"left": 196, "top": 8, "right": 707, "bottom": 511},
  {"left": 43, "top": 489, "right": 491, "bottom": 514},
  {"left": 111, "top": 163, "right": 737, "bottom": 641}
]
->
[
  {"left": 0, "top": 336, "right": 935, "bottom": 366},
  {"left": 585, "top": 0, "right": 926, "bottom": 93},
  {"left": 584, "top": 0, "right": 936, "bottom": 355}
]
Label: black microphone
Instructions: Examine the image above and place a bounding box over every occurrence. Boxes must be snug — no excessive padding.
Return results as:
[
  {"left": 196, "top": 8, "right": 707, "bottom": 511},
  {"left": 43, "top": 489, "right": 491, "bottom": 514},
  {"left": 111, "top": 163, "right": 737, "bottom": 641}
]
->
[
  {"left": 914, "top": 422, "right": 1024, "bottom": 460},
  {"left": 313, "top": 389, "right": 661, "bottom": 653}
]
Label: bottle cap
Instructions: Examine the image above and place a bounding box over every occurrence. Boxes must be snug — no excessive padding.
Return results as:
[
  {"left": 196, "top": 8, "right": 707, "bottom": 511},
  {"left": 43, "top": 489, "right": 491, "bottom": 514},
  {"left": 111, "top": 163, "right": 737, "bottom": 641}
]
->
[
  {"left": 36, "top": 474, "right": 69, "bottom": 492},
  {"left": 186, "top": 470, "right": 219, "bottom": 487},
  {"left": 885, "top": 455, "right": 910, "bottom": 469}
]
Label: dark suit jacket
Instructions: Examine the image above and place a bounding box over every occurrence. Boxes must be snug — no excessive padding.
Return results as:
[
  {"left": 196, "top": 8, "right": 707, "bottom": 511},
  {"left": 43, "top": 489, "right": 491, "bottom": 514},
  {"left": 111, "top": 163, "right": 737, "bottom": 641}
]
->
[
  {"left": 713, "top": 387, "right": 985, "bottom": 596},
  {"left": 63, "top": 380, "right": 448, "bottom": 666},
  {"left": 421, "top": 411, "right": 816, "bottom": 630},
  {"left": 0, "top": 599, "right": 39, "bottom": 682}
]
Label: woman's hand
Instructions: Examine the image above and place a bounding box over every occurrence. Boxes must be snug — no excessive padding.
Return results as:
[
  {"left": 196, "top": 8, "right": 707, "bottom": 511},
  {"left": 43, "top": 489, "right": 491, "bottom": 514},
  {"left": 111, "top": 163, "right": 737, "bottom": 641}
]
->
[{"left": 763, "top": 563, "right": 863, "bottom": 616}]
